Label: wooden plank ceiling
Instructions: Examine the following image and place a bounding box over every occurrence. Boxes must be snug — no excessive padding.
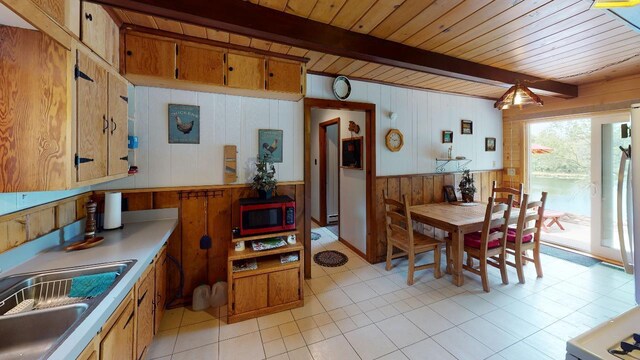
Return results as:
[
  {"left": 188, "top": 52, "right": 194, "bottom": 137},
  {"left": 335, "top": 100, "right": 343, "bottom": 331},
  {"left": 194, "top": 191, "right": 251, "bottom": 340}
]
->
[{"left": 110, "top": 0, "right": 640, "bottom": 100}]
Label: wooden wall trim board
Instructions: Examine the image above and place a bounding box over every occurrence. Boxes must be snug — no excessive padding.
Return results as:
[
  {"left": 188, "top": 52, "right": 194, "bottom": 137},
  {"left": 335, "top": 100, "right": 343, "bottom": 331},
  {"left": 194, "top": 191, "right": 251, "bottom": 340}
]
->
[
  {"left": 0, "top": 192, "right": 92, "bottom": 254},
  {"left": 304, "top": 98, "right": 376, "bottom": 263},
  {"left": 93, "top": 181, "right": 304, "bottom": 194},
  {"left": 375, "top": 170, "right": 503, "bottom": 263},
  {"left": 0, "top": 0, "right": 73, "bottom": 49},
  {"left": 318, "top": 117, "right": 340, "bottom": 227}
]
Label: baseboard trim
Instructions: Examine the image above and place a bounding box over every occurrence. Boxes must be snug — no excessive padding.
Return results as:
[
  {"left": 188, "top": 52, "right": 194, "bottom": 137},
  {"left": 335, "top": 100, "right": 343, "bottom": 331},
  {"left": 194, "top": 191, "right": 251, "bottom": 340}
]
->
[{"left": 541, "top": 241, "right": 623, "bottom": 267}]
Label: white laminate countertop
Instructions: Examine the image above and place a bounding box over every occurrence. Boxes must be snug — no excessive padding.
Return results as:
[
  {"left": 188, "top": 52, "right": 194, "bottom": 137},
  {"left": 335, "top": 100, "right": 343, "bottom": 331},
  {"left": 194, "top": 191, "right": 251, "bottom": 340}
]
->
[{"left": 1, "top": 209, "right": 179, "bottom": 360}]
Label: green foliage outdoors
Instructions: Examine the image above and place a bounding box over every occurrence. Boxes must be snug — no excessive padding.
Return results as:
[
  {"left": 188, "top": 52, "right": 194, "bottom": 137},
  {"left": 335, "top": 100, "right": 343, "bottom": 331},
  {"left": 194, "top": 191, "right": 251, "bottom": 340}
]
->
[{"left": 529, "top": 119, "right": 590, "bottom": 177}]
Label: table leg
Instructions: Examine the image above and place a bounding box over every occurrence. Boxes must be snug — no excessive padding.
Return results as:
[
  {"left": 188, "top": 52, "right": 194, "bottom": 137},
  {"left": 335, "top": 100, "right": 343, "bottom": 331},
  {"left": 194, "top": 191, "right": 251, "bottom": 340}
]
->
[{"left": 451, "top": 229, "right": 464, "bottom": 287}]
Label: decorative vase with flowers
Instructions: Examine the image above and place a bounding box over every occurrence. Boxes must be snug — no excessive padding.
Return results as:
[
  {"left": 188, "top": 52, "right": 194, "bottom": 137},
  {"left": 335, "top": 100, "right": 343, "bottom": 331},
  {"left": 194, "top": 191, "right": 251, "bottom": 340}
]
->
[
  {"left": 458, "top": 169, "right": 476, "bottom": 203},
  {"left": 252, "top": 153, "right": 277, "bottom": 199}
]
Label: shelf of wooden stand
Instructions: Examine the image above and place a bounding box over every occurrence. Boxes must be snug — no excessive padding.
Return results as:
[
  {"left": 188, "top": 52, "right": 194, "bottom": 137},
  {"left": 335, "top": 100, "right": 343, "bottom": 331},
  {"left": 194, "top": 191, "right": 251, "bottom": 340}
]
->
[
  {"left": 228, "top": 241, "right": 303, "bottom": 261},
  {"left": 231, "top": 230, "right": 299, "bottom": 243},
  {"left": 232, "top": 255, "right": 300, "bottom": 278}
]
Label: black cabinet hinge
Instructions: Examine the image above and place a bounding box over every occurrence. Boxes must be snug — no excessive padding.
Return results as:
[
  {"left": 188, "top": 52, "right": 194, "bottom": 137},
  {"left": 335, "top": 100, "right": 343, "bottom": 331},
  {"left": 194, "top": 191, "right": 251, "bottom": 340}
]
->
[
  {"left": 74, "top": 154, "right": 94, "bottom": 167},
  {"left": 120, "top": 95, "right": 128, "bottom": 103},
  {"left": 176, "top": 45, "right": 179, "bottom": 56},
  {"left": 224, "top": 75, "right": 226, "bottom": 85},
  {"left": 120, "top": 155, "right": 128, "bottom": 161},
  {"left": 175, "top": 68, "right": 179, "bottom": 79},
  {"left": 74, "top": 65, "right": 94, "bottom": 82}
]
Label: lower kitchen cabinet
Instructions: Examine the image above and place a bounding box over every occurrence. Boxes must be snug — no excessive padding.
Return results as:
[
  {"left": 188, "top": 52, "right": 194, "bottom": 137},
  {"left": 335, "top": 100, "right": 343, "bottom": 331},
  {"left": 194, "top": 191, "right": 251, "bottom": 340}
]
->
[
  {"left": 154, "top": 246, "right": 168, "bottom": 334},
  {"left": 100, "top": 290, "right": 135, "bottom": 360},
  {"left": 136, "top": 264, "right": 155, "bottom": 359},
  {"left": 77, "top": 337, "right": 99, "bottom": 360}
]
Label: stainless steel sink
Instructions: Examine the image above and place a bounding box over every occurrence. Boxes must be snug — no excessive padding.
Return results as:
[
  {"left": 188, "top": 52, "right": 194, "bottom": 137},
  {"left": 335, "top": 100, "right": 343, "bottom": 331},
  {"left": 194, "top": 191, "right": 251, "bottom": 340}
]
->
[{"left": 0, "top": 260, "right": 137, "bottom": 360}]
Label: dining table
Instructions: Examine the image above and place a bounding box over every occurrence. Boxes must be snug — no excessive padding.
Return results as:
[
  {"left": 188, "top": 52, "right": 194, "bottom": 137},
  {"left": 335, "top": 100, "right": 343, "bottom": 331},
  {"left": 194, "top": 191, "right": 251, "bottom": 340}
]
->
[{"left": 409, "top": 201, "right": 520, "bottom": 287}]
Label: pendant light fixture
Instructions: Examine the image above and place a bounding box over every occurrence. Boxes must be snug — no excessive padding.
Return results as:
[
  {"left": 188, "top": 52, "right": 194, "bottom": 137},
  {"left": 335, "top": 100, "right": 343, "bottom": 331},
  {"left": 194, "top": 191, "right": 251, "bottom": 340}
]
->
[{"left": 494, "top": 81, "right": 543, "bottom": 110}]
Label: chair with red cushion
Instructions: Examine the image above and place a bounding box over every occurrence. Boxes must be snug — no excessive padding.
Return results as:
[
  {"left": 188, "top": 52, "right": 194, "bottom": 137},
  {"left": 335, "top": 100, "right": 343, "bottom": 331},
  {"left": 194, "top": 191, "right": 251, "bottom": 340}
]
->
[
  {"left": 383, "top": 192, "right": 443, "bottom": 285},
  {"left": 502, "top": 192, "right": 547, "bottom": 283},
  {"left": 492, "top": 180, "right": 523, "bottom": 208},
  {"left": 462, "top": 195, "right": 513, "bottom": 292}
]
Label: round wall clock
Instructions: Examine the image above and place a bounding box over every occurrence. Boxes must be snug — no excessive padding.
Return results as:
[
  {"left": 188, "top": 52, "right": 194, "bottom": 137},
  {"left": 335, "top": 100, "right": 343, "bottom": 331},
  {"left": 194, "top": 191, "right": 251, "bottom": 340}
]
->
[
  {"left": 385, "top": 129, "right": 404, "bottom": 152},
  {"left": 332, "top": 76, "right": 351, "bottom": 101}
]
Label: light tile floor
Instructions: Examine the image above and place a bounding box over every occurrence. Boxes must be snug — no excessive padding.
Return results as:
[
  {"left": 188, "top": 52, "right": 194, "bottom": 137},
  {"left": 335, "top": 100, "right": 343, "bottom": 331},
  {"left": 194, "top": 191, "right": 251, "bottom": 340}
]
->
[{"left": 148, "top": 225, "right": 635, "bottom": 360}]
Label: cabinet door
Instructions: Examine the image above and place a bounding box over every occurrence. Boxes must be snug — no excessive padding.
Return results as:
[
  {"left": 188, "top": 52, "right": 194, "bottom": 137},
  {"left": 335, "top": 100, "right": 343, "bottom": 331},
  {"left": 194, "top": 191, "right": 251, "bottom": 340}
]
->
[
  {"left": 107, "top": 73, "right": 129, "bottom": 176},
  {"left": 76, "top": 50, "right": 108, "bottom": 182},
  {"left": 178, "top": 43, "right": 225, "bottom": 85},
  {"left": 31, "top": 0, "right": 65, "bottom": 25},
  {"left": 234, "top": 274, "right": 267, "bottom": 314},
  {"left": 154, "top": 247, "right": 167, "bottom": 334},
  {"left": 268, "top": 268, "right": 300, "bottom": 306},
  {"left": 125, "top": 34, "right": 176, "bottom": 79},
  {"left": 100, "top": 300, "right": 134, "bottom": 360},
  {"left": 81, "top": 1, "right": 119, "bottom": 67},
  {"left": 227, "top": 53, "right": 265, "bottom": 90},
  {"left": 136, "top": 267, "right": 155, "bottom": 359},
  {"left": 267, "top": 59, "right": 302, "bottom": 93},
  {"left": 77, "top": 336, "right": 98, "bottom": 360}
]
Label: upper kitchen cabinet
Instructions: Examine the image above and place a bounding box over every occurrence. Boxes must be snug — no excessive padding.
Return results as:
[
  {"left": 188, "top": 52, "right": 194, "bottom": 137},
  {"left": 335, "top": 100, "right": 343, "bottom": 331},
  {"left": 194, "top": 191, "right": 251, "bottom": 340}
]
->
[
  {"left": 178, "top": 42, "right": 225, "bottom": 85},
  {"left": 107, "top": 73, "right": 129, "bottom": 176},
  {"left": 267, "top": 58, "right": 305, "bottom": 94},
  {"left": 81, "top": 1, "right": 119, "bottom": 67},
  {"left": 0, "top": 26, "right": 71, "bottom": 192},
  {"left": 227, "top": 52, "right": 265, "bottom": 91},
  {"left": 121, "top": 30, "right": 306, "bottom": 101},
  {"left": 125, "top": 33, "right": 177, "bottom": 79}
]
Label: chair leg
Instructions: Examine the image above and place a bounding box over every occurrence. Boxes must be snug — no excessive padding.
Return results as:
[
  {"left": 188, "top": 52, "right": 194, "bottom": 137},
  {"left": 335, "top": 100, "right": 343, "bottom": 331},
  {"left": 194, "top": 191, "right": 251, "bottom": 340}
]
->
[
  {"left": 445, "top": 243, "right": 452, "bottom": 274},
  {"left": 434, "top": 245, "right": 442, "bottom": 279},
  {"left": 385, "top": 241, "right": 393, "bottom": 271},
  {"left": 466, "top": 255, "right": 474, "bottom": 268},
  {"left": 534, "top": 247, "right": 543, "bottom": 278},
  {"left": 480, "top": 257, "right": 490, "bottom": 292},
  {"left": 514, "top": 250, "right": 525, "bottom": 284},
  {"left": 499, "top": 252, "right": 509, "bottom": 285},
  {"left": 407, "top": 250, "right": 416, "bottom": 286}
]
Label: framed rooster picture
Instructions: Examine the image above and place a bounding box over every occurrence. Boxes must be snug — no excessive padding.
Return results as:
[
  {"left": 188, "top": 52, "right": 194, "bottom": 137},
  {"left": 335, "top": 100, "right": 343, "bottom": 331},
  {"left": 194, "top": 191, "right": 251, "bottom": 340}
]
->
[
  {"left": 258, "top": 129, "right": 283, "bottom": 163},
  {"left": 168, "top": 104, "right": 200, "bottom": 144}
]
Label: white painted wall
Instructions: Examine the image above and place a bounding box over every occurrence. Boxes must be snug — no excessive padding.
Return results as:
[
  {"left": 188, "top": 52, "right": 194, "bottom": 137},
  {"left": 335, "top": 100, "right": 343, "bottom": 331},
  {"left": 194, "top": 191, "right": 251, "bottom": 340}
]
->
[
  {"left": 310, "top": 108, "right": 367, "bottom": 253},
  {"left": 326, "top": 124, "right": 339, "bottom": 220},
  {"left": 94, "top": 87, "right": 304, "bottom": 190},
  {"left": 305, "top": 74, "right": 503, "bottom": 176}
]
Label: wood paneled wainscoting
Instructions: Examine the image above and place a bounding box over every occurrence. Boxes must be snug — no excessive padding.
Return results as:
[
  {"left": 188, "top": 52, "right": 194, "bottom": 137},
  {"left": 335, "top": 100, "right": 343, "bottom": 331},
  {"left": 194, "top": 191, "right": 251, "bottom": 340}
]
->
[
  {"left": 374, "top": 170, "right": 503, "bottom": 263},
  {"left": 95, "top": 182, "right": 306, "bottom": 306}
]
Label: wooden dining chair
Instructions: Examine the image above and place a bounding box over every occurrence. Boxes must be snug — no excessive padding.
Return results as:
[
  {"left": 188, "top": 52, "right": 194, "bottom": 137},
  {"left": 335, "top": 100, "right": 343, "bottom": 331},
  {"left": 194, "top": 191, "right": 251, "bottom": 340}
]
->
[
  {"left": 462, "top": 195, "right": 513, "bottom": 292},
  {"left": 503, "top": 192, "right": 547, "bottom": 283},
  {"left": 383, "top": 192, "right": 443, "bottom": 285},
  {"left": 492, "top": 180, "right": 523, "bottom": 207}
]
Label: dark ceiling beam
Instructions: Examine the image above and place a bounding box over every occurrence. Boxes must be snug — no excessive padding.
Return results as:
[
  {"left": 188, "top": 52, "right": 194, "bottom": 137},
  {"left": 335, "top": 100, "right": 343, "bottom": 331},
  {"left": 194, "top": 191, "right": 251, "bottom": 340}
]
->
[{"left": 90, "top": 0, "right": 578, "bottom": 98}]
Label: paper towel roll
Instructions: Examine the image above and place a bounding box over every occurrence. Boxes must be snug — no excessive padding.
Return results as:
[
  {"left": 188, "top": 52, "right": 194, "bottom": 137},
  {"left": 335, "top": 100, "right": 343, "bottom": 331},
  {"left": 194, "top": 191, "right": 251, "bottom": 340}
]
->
[{"left": 104, "top": 192, "right": 122, "bottom": 230}]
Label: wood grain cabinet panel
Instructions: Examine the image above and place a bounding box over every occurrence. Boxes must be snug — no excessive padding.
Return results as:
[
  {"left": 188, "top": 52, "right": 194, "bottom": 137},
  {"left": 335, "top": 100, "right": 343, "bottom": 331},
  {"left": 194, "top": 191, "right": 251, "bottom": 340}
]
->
[
  {"left": 268, "top": 269, "right": 300, "bottom": 306},
  {"left": 178, "top": 43, "right": 225, "bottom": 85},
  {"left": 31, "top": 0, "right": 65, "bottom": 25},
  {"left": 136, "top": 266, "right": 155, "bottom": 360},
  {"left": 77, "top": 336, "right": 98, "bottom": 360},
  {"left": 154, "top": 246, "right": 167, "bottom": 334},
  {"left": 234, "top": 274, "right": 268, "bottom": 313},
  {"left": 107, "top": 73, "right": 129, "bottom": 176},
  {"left": 76, "top": 50, "right": 108, "bottom": 182},
  {"left": 0, "top": 27, "right": 69, "bottom": 192},
  {"left": 81, "top": 1, "right": 118, "bottom": 67},
  {"left": 267, "top": 59, "right": 302, "bottom": 93},
  {"left": 100, "top": 299, "right": 135, "bottom": 360},
  {"left": 227, "top": 52, "right": 265, "bottom": 90},
  {"left": 125, "top": 34, "right": 176, "bottom": 79}
]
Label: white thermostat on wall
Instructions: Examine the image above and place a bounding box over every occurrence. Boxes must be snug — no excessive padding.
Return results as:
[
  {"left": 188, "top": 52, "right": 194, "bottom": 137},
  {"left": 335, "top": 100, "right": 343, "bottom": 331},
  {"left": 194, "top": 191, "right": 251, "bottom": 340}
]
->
[{"left": 332, "top": 76, "right": 351, "bottom": 101}]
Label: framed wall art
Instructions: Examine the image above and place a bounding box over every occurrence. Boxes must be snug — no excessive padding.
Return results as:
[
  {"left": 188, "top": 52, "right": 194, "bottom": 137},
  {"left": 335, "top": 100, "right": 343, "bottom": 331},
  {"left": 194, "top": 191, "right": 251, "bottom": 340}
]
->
[
  {"left": 485, "top": 137, "right": 496, "bottom": 151},
  {"left": 461, "top": 119, "right": 473, "bottom": 135},
  {"left": 443, "top": 185, "right": 457, "bottom": 202},
  {"left": 341, "top": 137, "right": 363, "bottom": 170},
  {"left": 168, "top": 104, "right": 200, "bottom": 144},
  {"left": 442, "top": 130, "right": 453, "bottom": 143},
  {"left": 259, "top": 129, "right": 283, "bottom": 163}
]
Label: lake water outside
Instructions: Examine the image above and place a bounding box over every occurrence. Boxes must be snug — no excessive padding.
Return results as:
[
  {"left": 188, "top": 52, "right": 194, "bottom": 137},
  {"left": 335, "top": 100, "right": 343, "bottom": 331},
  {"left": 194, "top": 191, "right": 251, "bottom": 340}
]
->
[{"left": 529, "top": 174, "right": 591, "bottom": 216}]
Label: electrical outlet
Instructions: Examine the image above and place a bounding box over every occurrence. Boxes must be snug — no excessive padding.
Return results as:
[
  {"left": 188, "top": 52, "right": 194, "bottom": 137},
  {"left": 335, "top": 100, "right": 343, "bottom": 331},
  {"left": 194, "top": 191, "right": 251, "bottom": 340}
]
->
[{"left": 507, "top": 168, "right": 516, "bottom": 176}]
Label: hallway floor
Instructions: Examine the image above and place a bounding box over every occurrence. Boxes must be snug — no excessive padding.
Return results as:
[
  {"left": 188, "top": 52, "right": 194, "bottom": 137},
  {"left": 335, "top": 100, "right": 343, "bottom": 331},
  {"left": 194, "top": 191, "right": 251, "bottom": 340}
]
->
[{"left": 148, "top": 225, "right": 635, "bottom": 360}]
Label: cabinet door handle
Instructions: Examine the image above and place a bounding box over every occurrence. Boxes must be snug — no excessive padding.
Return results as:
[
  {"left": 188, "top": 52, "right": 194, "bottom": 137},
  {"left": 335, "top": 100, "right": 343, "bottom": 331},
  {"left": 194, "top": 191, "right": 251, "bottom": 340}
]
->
[
  {"left": 123, "top": 310, "right": 134, "bottom": 329},
  {"left": 138, "top": 290, "right": 148, "bottom": 306},
  {"left": 126, "top": 50, "right": 132, "bottom": 56},
  {"left": 228, "top": 66, "right": 234, "bottom": 71},
  {"left": 85, "top": 13, "right": 93, "bottom": 21},
  {"left": 269, "top": 73, "right": 274, "bottom": 77},
  {"left": 102, "top": 115, "right": 108, "bottom": 134},
  {"left": 111, "top": 118, "right": 117, "bottom": 135}
]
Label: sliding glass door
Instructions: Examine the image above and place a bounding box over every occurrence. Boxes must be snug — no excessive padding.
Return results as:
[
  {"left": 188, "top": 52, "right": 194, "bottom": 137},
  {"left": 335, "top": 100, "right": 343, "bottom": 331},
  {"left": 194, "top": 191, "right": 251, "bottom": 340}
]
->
[{"left": 591, "top": 113, "right": 631, "bottom": 261}]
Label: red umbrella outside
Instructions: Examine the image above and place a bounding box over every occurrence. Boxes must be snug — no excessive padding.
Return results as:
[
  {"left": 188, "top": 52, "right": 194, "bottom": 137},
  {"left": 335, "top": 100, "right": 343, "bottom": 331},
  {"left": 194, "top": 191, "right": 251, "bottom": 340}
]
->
[{"left": 531, "top": 144, "right": 553, "bottom": 154}]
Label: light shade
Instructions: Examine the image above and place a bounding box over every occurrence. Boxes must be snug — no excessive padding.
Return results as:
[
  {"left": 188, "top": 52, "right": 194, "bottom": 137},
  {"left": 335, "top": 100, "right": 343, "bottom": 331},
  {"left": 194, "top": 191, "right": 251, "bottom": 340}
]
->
[
  {"left": 494, "top": 82, "right": 543, "bottom": 110},
  {"left": 592, "top": 0, "right": 640, "bottom": 8}
]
